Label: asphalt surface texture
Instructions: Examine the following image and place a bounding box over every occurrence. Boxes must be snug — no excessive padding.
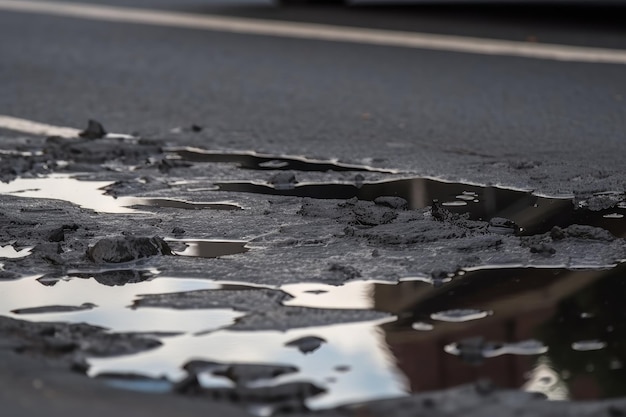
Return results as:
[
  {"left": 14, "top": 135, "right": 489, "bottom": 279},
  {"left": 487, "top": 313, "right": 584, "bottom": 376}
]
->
[{"left": 1, "top": 1, "right": 626, "bottom": 416}]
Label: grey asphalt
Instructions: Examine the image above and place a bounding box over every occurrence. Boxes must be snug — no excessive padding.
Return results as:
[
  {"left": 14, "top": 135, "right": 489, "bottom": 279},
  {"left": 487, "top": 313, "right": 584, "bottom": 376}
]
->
[
  {"left": 1, "top": 1, "right": 626, "bottom": 415},
  {"left": 1, "top": 0, "right": 625, "bottom": 197}
]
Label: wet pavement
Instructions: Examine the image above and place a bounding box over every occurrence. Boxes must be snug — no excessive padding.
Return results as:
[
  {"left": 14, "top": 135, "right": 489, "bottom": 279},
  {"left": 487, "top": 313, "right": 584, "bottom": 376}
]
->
[
  {"left": 0, "top": 123, "right": 625, "bottom": 415},
  {"left": 2, "top": 1, "right": 626, "bottom": 415}
]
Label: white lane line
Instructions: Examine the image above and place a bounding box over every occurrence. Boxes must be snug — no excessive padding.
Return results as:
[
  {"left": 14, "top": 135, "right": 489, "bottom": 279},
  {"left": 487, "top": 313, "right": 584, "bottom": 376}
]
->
[
  {"left": 1, "top": 0, "right": 626, "bottom": 64},
  {"left": 0, "top": 115, "right": 80, "bottom": 138}
]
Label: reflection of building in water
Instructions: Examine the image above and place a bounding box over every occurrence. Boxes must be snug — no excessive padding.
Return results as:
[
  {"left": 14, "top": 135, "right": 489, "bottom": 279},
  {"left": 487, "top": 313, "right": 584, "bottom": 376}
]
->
[{"left": 373, "top": 264, "right": 626, "bottom": 400}]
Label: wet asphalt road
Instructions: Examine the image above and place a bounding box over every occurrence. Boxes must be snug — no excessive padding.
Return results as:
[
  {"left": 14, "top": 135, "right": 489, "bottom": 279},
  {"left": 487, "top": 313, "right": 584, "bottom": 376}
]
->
[
  {"left": 1, "top": 2, "right": 626, "bottom": 416},
  {"left": 1, "top": 0, "right": 626, "bottom": 196}
]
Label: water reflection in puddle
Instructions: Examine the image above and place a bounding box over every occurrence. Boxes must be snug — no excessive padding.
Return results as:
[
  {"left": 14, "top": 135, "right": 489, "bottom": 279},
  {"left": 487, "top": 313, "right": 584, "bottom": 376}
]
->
[
  {"left": 0, "top": 174, "right": 242, "bottom": 213},
  {"left": 167, "top": 147, "right": 394, "bottom": 173},
  {"left": 1, "top": 163, "right": 626, "bottom": 408},
  {"left": 87, "top": 319, "right": 404, "bottom": 410},
  {"left": 0, "top": 274, "right": 243, "bottom": 333},
  {"left": 276, "top": 264, "right": 626, "bottom": 402},
  {"left": 0, "top": 244, "right": 32, "bottom": 259},
  {"left": 2, "top": 263, "right": 623, "bottom": 408}
]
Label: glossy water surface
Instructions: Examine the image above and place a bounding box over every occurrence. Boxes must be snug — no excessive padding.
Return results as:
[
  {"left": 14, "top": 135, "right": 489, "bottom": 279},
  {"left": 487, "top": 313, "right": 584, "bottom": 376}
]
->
[
  {"left": 167, "top": 147, "right": 394, "bottom": 173},
  {"left": 1, "top": 168, "right": 625, "bottom": 410},
  {"left": 1, "top": 264, "right": 625, "bottom": 408},
  {"left": 0, "top": 175, "right": 241, "bottom": 213}
]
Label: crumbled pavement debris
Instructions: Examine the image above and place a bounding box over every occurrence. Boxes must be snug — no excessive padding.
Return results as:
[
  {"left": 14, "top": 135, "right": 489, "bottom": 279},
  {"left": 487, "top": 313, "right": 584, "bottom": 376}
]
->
[
  {"left": 215, "top": 363, "right": 298, "bottom": 385},
  {"left": 46, "top": 223, "right": 80, "bottom": 243},
  {"left": 374, "top": 196, "right": 409, "bottom": 210},
  {"left": 12, "top": 303, "right": 97, "bottom": 315},
  {"left": 552, "top": 224, "right": 616, "bottom": 241},
  {"left": 487, "top": 217, "right": 519, "bottom": 235},
  {"left": 32, "top": 242, "right": 65, "bottom": 265},
  {"left": 0, "top": 315, "right": 160, "bottom": 364},
  {"left": 339, "top": 197, "right": 398, "bottom": 226},
  {"left": 65, "top": 269, "right": 157, "bottom": 286},
  {"left": 521, "top": 224, "right": 623, "bottom": 261},
  {"left": 1, "top": 124, "right": 626, "bottom": 417},
  {"left": 230, "top": 306, "right": 390, "bottom": 331},
  {"left": 132, "top": 288, "right": 291, "bottom": 311},
  {"left": 285, "top": 336, "right": 327, "bottom": 354},
  {"left": 0, "top": 134, "right": 164, "bottom": 182},
  {"left": 87, "top": 236, "right": 172, "bottom": 263},
  {"left": 576, "top": 192, "right": 626, "bottom": 211},
  {"left": 79, "top": 119, "right": 107, "bottom": 139},
  {"left": 182, "top": 360, "right": 298, "bottom": 385}
]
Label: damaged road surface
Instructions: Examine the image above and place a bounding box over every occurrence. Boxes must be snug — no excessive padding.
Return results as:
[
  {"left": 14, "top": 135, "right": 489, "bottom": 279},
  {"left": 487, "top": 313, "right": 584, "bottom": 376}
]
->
[{"left": 1, "top": 121, "right": 626, "bottom": 417}]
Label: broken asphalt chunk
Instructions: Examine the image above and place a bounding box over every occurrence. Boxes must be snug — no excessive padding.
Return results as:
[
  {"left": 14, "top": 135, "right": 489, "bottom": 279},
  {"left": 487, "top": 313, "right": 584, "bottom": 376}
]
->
[
  {"left": 285, "top": 336, "right": 326, "bottom": 354},
  {"left": 87, "top": 236, "right": 172, "bottom": 263},
  {"left": 79, "top": 119, "right": 107, "bottom": 139}
]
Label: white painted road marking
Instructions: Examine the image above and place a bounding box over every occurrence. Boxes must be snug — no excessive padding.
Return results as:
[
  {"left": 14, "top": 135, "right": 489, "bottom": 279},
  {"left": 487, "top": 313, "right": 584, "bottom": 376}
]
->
[
  {"left": 1, "top": 0, "right": 626, "bottom": 64},
  {"left": 0, "top": 115, "right": 80, "bottom": 138}
]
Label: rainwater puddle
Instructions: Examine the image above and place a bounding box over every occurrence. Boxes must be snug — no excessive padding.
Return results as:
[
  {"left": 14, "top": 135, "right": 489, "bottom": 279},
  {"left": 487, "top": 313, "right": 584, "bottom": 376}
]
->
[
  {"left": 0, "top": 174, "right": 242, "bottom": 213},
  {"left": 166, "top": 147, "right": 394, "bottom": 173},
  {"left": 87, "top": 319, "right": 405, "bottom": 410},
  {"left": 168, "top": 240, "right": 249, "bottom": 259},
  {"left": 0, "top": 273, "right": 244, "bottom": 333},
  {"left": 0, "top": 263, "right": 620, "bottom": 409},
  {"left": 0, "top": 244, "right": 32, "bottom": 259},
  {"left": 274, "top": 264, "right": 626, "bottom": 402},
  {"left": 214, "top": 178, "right": 626, "bottom": 236},
  {"left": 1, "top": 164, "right": 626, "bottom": 409}
]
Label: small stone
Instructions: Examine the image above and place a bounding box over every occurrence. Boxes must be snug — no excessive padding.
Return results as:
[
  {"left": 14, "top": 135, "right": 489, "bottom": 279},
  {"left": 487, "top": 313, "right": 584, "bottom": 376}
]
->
[
  {"left": 79, "top": 119, "right": 107, "bottom": 139},
  {"left": 87, "top": 236, "right": 172, "bottom": 263},
  {"left": 430, "top": 200, "right": 448, "bottom": 221},
  {"left": 374, "top": 196, "right": 409, "bottom": 210},
  {"left": 285, "top": 336, "right": 326, "bottom": 354}
]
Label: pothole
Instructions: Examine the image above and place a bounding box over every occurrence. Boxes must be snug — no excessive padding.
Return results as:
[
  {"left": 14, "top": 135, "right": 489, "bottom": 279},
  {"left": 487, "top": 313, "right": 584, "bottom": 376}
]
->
[{"left": 1, "top": 136, "right": 626, "bottom": 413}]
